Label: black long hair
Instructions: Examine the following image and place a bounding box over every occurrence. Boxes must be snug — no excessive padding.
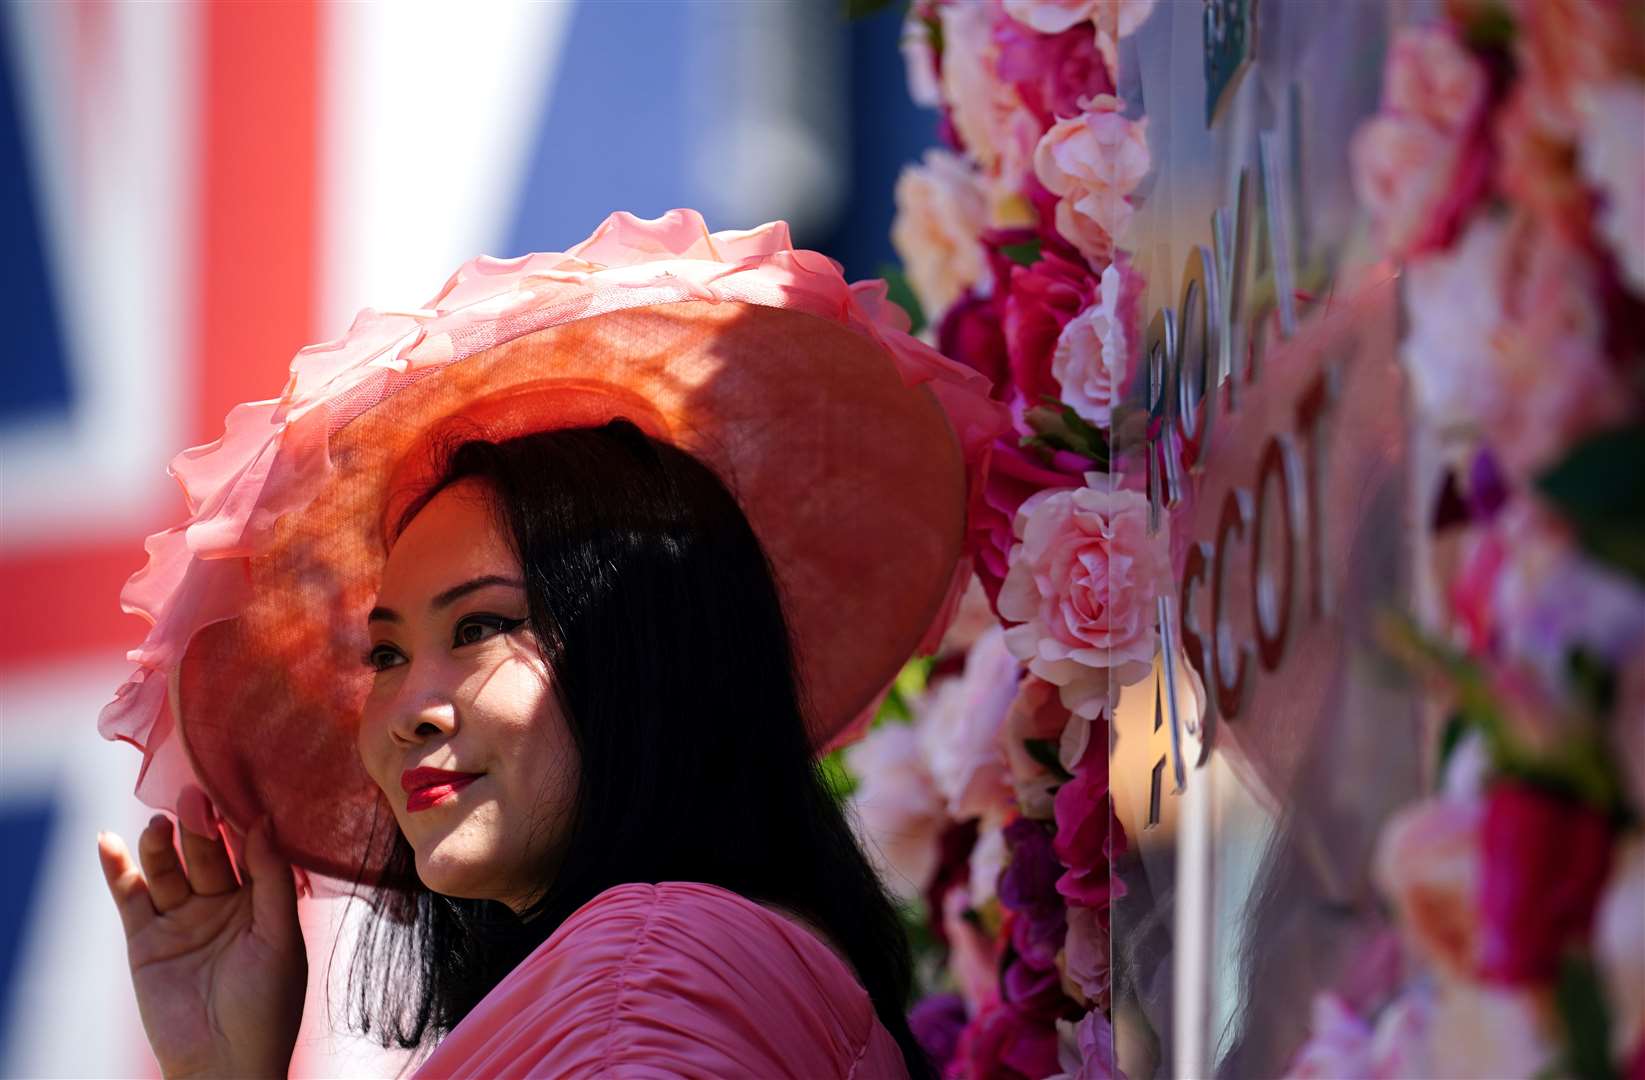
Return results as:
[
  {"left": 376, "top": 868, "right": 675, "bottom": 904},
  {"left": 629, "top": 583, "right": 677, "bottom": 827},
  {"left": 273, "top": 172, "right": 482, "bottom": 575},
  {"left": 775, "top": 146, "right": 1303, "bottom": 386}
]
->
[{"left": 346, "top": 418, "right": 935, "bottom": 1078}]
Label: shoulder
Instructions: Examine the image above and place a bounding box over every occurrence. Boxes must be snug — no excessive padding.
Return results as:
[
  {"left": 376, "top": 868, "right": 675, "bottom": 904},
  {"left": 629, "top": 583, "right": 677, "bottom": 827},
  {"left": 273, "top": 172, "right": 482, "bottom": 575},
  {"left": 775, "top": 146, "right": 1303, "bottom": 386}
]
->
[{"left": 412, "top": 882, "right": 909, "bottom": 1080}]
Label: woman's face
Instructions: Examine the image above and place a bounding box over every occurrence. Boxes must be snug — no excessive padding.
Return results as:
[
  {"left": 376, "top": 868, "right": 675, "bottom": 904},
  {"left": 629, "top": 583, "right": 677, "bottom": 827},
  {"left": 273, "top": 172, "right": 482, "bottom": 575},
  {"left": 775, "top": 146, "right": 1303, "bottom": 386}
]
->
[{"left": 356, "top": 478, "right": 579, "bottom": 911}]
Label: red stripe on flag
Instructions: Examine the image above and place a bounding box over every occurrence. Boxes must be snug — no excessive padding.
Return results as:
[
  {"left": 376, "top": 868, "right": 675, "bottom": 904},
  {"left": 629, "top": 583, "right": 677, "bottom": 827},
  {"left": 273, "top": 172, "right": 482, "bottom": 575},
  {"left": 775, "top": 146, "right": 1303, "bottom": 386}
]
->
[
  {"left": 197, "top": 0, "right": 320, "bottom": 436},
  {"left": 1, "top": 3, "right": 321, "bottom": 680}
]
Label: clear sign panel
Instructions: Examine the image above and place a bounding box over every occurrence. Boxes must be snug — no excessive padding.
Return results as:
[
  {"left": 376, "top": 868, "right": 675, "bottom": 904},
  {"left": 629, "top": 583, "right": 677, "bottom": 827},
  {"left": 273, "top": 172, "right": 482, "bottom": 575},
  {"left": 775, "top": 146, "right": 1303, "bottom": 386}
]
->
[{"left": 1107, "top": 4, "right": 1435, "bottom": 1075}]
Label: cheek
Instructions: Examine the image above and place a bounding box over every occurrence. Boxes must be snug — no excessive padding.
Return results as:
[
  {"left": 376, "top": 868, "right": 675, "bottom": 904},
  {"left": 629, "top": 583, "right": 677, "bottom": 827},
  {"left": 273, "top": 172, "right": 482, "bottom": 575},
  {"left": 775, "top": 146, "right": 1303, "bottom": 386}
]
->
[{"left": 355, "top": 699, "right": 394, "bottom": 794}]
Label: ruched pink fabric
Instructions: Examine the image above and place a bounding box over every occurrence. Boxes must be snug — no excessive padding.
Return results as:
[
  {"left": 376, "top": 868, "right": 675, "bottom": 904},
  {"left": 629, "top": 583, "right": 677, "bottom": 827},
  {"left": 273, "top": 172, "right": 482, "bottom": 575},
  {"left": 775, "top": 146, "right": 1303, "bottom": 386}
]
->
[{"left": 409, "top": 881, "right": 912, "bottom": 1079}]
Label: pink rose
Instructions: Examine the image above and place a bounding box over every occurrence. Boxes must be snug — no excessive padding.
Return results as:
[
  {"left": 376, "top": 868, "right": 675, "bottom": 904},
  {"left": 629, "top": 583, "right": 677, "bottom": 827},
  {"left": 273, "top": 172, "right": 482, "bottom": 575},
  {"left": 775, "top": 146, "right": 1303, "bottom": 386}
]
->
[
  {"left": 998, "top": 478, "right": 1167, "bottom": 719},
  {"left": 1059, "top": 903, "right": 1111, "bottom": 1010},
  {"left": 1478, "top": 781, "right": 1614, "bottom": 984},
  {"left": 1033, "top": 96, "right": 1150, "bottom": 263},
  {"left": 1350, "top": 27, "right": 1491, "bottom": 260},
  {"left": 1049, "top": 1008, "right": 1119, "bottom": 1080},
  {"left": 918, "top": 624, "right": 1022, "bottom": 821},
  {"left": 1001, "top": 675, "right": 1073, "bottom": 819},
  {"left": 845, "top": 721, "right": 947, "bottom": 899},
  {"left": 993, "top": 14, "right": 1114, "bottom": 129},
  {"left": 1051, "top": 260, "right": 1141, "bottom": 428},
  {"left": 1052, "top": 735, "right": 1112, "bottom": 907},
  {"left": 940, "top": 0, "right": 1043, "bottom": 186},
  {"left": 1374, "top": 794, "right": 1484, "bottom": 980},
  {"left": 1403, "top": 215, "right": 1627, "bottom": 479},
  {"left": 969, "top": 437, "right": 1090, "bottom": 617},
  {"left": 1000, "top": 0, "right": 1096, "bottom": 35},
  {"left": 892, "top": 148, "right": 991, "bottom": 327}
]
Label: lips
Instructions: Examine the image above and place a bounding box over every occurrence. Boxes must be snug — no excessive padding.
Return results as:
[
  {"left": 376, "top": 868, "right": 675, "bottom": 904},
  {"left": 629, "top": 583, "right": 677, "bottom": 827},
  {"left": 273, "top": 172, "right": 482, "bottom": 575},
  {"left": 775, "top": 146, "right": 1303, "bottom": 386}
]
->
[{"left": 401, "top": 766, "right": 484, "bottom": 813}]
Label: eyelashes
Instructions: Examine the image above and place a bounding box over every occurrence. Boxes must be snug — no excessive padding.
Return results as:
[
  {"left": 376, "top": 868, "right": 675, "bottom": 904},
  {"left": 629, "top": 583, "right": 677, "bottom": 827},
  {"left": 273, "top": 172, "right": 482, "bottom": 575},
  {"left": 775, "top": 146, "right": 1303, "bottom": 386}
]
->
[{"left": 363, "top": 614, "right": 528, "bottom": 672}]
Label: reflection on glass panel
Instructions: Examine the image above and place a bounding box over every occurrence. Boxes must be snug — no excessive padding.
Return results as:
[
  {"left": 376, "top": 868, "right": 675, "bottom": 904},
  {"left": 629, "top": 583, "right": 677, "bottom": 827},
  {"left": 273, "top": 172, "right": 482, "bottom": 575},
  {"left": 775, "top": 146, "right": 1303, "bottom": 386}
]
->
[{"left": 1107, "top": 2, "right": 1434, "bottom": 1075}]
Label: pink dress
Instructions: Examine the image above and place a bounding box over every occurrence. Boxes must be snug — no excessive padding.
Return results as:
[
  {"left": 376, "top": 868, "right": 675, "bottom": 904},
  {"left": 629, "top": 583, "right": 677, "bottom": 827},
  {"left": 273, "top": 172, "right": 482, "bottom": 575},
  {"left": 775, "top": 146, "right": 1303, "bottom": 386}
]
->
[{"left": 409, "top": 881, "right": 912, "bottom": 1079}]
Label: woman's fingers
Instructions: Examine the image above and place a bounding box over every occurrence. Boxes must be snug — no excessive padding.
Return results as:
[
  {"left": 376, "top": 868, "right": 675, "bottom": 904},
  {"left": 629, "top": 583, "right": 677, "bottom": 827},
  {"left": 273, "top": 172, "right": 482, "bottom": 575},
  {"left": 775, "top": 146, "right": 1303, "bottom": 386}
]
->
[
  {"left": 97, "top": 831, "right": 156, "bottom": 937},
  {"left": 242, "top": 816, "right": 300, "bottom": 944},
  {"left": 178, "top": 821, "right": 238, "bottom": 897},
  {"left": 136, "top": 815, "right": 193, "bottom": 912}
]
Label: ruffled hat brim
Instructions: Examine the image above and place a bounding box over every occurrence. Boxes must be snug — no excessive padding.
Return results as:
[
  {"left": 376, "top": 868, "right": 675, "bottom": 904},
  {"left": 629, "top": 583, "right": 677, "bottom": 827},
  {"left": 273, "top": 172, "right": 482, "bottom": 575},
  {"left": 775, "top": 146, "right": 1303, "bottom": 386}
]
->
[{"left": 99, "top": 210, "right": 1008, "bottom": 885}]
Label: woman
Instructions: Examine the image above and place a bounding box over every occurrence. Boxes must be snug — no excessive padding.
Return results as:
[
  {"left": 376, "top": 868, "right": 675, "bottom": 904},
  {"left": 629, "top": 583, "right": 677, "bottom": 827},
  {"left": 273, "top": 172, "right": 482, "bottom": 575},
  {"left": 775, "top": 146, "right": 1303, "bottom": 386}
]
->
[{"left": 93, "top": 210, "right": 1007, "bottom": 1078}]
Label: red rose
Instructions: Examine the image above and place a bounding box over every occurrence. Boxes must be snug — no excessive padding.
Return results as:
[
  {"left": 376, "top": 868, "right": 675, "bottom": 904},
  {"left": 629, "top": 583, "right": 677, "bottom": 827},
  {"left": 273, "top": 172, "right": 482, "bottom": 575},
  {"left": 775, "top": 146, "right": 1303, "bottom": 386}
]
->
[
  {"left": 938, "top": 289, "right": 1010, "bottom": 402},
  {"left": 1477, "top": 782, "right": 1613, "bottom": 984},
  {"left": 1003, "top": 251, "right": 1099, "bottom": 432}
]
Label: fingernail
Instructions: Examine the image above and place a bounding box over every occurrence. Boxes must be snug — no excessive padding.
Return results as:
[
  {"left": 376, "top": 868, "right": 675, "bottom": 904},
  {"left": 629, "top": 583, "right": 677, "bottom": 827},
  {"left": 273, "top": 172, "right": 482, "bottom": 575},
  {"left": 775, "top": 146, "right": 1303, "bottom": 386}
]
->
[{"left": 149, "top": 813, "right": 169, "bottom": 830}]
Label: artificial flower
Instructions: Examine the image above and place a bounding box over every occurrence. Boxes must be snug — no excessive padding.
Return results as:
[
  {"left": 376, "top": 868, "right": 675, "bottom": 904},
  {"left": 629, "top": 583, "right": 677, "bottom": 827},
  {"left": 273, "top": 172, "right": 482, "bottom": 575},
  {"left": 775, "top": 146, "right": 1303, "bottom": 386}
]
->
[
  {"left": 1060, "top": 903, "right": 1111, "bottom": 1009},
  {"left": 1049, "top": 1008, "right": 1119, "bottom": 1080},
  {"left": 970, "top": 437, "right": 1091, "bottom": 617},
  {"left": 1003, "top": 249, "right": 1102, "bottom": 431},
  {"left": 1477, "top": 781, "right": 1614, "bottom": 984},
  {"left": 912, "top": 992, "right": 971, "bottom": 1074},
  {"left": 918, "top": 624, "right": 1022, "bottom": 821},
  {"left": 844, "top": 720, "right": 947, "bottom": 900},
  {"left": 941, "top": 0, "right": 1043, "bottom": 186},
  {"left": 952, "top": 997, "right": 1064, "bottom": 1080},
  {"left": 999, "top": 817, "right": 1069, "bottom": 971},
  {"left": 1050, "top": 260, "right": 1141, "bottom": 428},
  {"left": 940, "top": 288, "right": 1011, "bottom": 403},
  {"left": 1032, "top": 96, "right": 1150, "bottom": 264},
  {"left": 944, "top": 885, "right": 1004, "bottom": 1011},
  {"left": 998, "top": 478, "right": 1167, "bottom": 719},
  {"left": 1578, "top": 80, "right": 1645, "bottom": 295},
  {"left": 1052, "top": 736, "right": 1112, "bottom": 908},
  {"left": 1282, "top": 987, "right": 1434, "bottom": 1080},
  {"left": 1001, "top": 674, "right": 1072, "bottom": 819},
  {"left": 1350, "top": 26, "right": 1492, "bottom": 260},
  {"left": 892, "top": 148, "right": 991, "bottom": 327},
  {"left": 993, "top": 14, "right": 1114, "bottom": 130},
  {"left": 1373, "top": 793, "right": 1483, "bottom": 980},
  {"left": 1595, "top": 836, "right": 1645, "bottom": 1066}
]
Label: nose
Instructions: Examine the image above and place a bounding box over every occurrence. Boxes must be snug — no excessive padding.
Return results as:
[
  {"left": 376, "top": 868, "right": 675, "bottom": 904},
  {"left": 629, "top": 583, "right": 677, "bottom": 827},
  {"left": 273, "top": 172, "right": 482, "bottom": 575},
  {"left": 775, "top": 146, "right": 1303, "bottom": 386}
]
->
[{"left": 389, "top": 693, "right": 458, "bottom": 748}]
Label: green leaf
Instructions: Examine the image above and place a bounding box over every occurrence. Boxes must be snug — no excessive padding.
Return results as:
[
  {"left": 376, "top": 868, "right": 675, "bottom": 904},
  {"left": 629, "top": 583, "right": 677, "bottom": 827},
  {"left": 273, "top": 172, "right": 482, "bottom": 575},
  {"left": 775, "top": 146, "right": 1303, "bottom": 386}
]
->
[
  {"left": 842, "top": 0, "right": 902, "bottom": 20},
  {"left": 877, "top": 263, "right": 926, "bottom": 337},
  {"left": 1461, "top": 2, "right": 1517, "bottom": 54},
  {"left": 818, "top": 748, "right": 858, "bottom": 802},
  {"left": 1022, "top": 396, "right": 1110, "bottom": 467},
  {"left": 1436, "top": 711, "right": 1467, "bottom": 774},
  {"left": 1376, "top": 612, "right": 1625, "bottom": 811},
  {"left": 1553, "top": 955, "right": 1617, "bottom": 1080},
  {"left": 1537, "top": 425, "right": 1645, "bottom": 587},
  {"left": 998, "top": 238, "right": 1043, "bottom": 268},
  {"left": 1024, "top": 738, "right": 1074, "bottom": 782}
]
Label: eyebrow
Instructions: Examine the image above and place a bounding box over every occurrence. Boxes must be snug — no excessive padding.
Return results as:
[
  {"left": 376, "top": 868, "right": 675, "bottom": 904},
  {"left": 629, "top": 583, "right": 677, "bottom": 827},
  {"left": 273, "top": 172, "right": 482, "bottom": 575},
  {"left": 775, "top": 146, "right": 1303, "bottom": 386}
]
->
[{"left": 368, "top": 575, "right": 526, "bottom": 624}]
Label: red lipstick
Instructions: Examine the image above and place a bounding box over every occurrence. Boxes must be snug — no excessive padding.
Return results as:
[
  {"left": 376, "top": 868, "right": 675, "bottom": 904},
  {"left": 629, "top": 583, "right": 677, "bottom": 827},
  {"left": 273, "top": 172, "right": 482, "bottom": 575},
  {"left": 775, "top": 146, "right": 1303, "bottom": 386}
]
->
[{"left": 401, "top": 767, "right": 483, "bottom": 813}]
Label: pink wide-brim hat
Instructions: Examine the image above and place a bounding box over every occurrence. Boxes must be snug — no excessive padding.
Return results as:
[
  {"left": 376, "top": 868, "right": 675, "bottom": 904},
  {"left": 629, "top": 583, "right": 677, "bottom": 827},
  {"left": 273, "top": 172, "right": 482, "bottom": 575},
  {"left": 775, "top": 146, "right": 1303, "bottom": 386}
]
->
[{"left": 99, "top": 209, "right": 1010, "bottom": 885}]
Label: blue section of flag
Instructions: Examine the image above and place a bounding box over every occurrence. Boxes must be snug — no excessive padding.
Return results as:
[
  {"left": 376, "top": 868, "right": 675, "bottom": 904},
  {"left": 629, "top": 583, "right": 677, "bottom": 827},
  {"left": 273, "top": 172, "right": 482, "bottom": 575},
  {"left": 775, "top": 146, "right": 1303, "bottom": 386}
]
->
[
  {"left": 0, "top": 19, "right": 73, "bottom": 421},
  {"left": 0, "top": 799, "right": 58, "bottom": 1066},
  {"left": 505, "top": 0, "right": 694, "bottom": 257}
]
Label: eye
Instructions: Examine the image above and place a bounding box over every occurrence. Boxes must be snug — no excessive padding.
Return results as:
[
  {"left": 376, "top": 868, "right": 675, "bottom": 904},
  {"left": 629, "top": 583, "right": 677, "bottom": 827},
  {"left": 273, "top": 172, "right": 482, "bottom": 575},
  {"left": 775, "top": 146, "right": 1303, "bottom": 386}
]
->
[
  {"left": 364, "top": 642, "right": 406, "bottom": 672},
  {"left": 453, "top": 614, "right": 525, "bottom": 648}
]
